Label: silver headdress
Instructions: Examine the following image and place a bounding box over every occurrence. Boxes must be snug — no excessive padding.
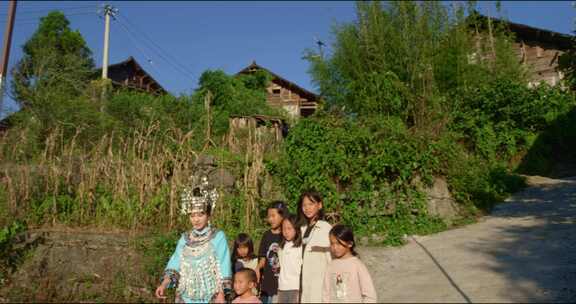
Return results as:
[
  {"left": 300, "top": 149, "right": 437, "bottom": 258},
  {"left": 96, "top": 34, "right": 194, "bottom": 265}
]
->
[{"left": 180, "top": 175, "right": 219, "bottom": 215}]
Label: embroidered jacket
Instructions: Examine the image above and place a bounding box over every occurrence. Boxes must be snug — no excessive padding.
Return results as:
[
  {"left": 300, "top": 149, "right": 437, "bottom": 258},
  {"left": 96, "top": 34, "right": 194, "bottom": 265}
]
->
[{"left": 163, "top": 226, "right": 232, "bottom": 303}]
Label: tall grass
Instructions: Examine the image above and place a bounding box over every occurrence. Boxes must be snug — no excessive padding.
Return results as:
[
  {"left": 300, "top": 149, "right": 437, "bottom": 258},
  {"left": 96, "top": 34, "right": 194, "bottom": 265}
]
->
[{"left": 0, "top": 124, "right": 202, "bottom": 231}]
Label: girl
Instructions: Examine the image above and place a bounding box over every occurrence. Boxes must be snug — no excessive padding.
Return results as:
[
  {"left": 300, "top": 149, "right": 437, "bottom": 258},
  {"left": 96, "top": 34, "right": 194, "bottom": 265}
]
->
[
  {"left": 155, "top": 179, "right": 232, "bottom": 303},
  {"left": 277, "top": 214, "right": 303, "bottom": 303},
  {"left": 232, "top": 233, "right": 259, "bottom": 277},
  {"left": 297, "top": 191, "right": 332, "bottom": 303},
  {"left": 322, "top": 224, "right": 377, "bottom": 303},
  {"left": 256, "top": 201, "right": 288, "bottom": 304}
]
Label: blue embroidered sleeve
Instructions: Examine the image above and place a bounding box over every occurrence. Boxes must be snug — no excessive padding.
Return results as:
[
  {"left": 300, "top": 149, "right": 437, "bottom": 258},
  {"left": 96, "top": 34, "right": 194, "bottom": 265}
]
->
[
  {"left": 212, "top": 230, "right": 232, "bottom": 292},
  {"left": 163, "top": 233, "right": 186, "bottom": 288}
]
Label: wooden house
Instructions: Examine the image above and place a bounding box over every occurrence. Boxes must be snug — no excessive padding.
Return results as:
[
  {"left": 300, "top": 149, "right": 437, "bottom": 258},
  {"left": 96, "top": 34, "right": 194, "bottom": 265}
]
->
[
  {"left": 474, "top": 14, "right": 573, "bottom": 87},
  {"left": 1, "top": 56, "right": 167, "bottom": 133},
  {"left": 98, "top": 56, "right": 167, "bottom": 95},
  {"left": 237, "top": 61, "right": 320, "bottom": 118}
]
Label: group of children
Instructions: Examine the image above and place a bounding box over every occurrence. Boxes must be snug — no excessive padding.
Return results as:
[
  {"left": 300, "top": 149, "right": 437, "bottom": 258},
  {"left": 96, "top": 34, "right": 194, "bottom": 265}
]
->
[{"left": 155, "top": 188, "right": 377, "bottom": 303}]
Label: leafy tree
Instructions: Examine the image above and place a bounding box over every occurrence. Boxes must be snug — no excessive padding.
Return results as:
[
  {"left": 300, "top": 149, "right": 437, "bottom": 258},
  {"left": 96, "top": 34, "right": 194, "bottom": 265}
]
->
[
  {"left": 189, "top": 69, "right": 284, "bottom": 144},
  {"left": 11, "top": 11, "right": 94, "bottom": 106},
  {"left": 558, "top": 6, "right": 576, "bottom": 91},
  {"left": 559, "top": 45, "right": 576, "bottom": 91},
  {"left": 305, "top": 1, "right": 525, "bottom": 130}
]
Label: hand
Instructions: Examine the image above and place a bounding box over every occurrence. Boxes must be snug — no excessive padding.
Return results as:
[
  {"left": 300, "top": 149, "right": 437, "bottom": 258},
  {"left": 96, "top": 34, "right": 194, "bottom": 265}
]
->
[
  {"left": 214, "top": 291, "right": 225, "bottom": 303},
  {"left": 155, "top": 284, "right": 167, "bottom": 299}
]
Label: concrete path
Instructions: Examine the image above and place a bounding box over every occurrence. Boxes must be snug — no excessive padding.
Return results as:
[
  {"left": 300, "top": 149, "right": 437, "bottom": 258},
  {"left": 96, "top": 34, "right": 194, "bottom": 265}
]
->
[{"left": 359, "top": 176, "right": 576, "bottom": 303}]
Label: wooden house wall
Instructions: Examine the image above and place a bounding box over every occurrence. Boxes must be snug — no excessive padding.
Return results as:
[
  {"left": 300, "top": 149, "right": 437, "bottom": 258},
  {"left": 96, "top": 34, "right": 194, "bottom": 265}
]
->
[
  {"left": 265, "top": 81, "right": 312, "bottom": 117},
  {"left": 473, "top": 34, "right": 566, "bottom": 87},
  {"left": 513, "top": 39, "right": 565, "bottom": 87},
  {"left": 237, "top": 63, "right": 319, "bottom": 118}
]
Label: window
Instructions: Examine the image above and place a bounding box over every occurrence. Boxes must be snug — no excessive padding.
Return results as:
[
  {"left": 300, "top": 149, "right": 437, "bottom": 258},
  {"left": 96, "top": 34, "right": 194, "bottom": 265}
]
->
[{"left": 272, "top": 88, "right": 281, "bottom": 95}]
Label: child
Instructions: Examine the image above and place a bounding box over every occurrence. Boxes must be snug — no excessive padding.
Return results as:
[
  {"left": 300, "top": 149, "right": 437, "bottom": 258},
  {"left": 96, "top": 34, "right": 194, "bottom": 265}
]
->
[
  {"left": 277, "top": 214, "right": 303, "bottom": 303},
  {"left": 155, "top": 178, "right": 232, "bottom": 303},
  {"left": 256, "top": 201, "right": 287, "bottom": 304},
  {"left": 232, "top": 268, "right": 262, "bottom": 304},
  {"left": 322, "top": 224, "right": 377, "bottom": 303},
  {"left": 232, "top": 233, "right": 259, "bottom": 276},
  {"left": 297, "top": 191, "right": 332, "bottom": 303}
]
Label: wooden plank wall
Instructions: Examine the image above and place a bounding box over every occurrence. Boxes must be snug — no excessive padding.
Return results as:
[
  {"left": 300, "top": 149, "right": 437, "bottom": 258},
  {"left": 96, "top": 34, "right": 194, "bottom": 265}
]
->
[
  {"left": 266, "top": 81, "right": 304, "bottom": 117},
  {"left": 514, "top": 40, "right": 565, "bottom": 86}
]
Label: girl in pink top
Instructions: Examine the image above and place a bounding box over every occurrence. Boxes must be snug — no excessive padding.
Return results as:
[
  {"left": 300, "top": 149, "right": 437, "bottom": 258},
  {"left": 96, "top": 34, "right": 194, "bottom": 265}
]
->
[{"left": 322, "top": 224, "right": 377, "bottom": 303}]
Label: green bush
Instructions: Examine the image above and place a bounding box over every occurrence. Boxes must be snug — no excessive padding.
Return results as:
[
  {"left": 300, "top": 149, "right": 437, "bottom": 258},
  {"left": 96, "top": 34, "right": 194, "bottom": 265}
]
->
[
  {"left": 190, "top": 69, "right": 285, "bottom": 144},
  {"left": 452, "top": 80, "right": 576, "bottom": 165},
  {"left": 268, "top": 114, "right": 529, "bottom": 243},
  {"left": 105, "top": 91, "right": 196, "bottom": 133},
  {"left": 0, "top": 220, "right": 27, "bottom": 281},
  {"left": 517, "top": 106, "right": 576, "bottom": 175},
  {"left": 267, "top": 115, "right": 451, "bottom": 244}
]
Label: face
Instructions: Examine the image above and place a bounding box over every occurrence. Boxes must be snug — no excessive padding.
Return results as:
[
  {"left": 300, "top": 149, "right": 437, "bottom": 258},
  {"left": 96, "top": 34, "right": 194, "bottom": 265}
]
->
[
  {"left": 189, "top": 212, "right": 209, "bottom": 230},
  {"left": 267, "top": 208, "right": 284, "bottom": 230},
  {"left": 302, "top": 196, "right": 322, "bottom": 222},
  {"left": 282, "top": 219, "right": 296, "bottom": 242},
  {"left": 237, "top": 244, "right": 249, "bottom": 259},
  {"left": 329, "top": 234, "right": 352, "bottom": 259},
  {"left": 233, "top": 272, "right": 255, "bottom": 296}
]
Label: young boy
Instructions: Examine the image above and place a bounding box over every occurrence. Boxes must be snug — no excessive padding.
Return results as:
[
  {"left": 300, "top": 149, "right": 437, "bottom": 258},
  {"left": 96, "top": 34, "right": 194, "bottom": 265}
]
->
[
  {"left": 233, "top": 268, "right": 261, "bottom": 304},
  {"left": 256, "top": 201, "right": 287, "bottom": 304}
]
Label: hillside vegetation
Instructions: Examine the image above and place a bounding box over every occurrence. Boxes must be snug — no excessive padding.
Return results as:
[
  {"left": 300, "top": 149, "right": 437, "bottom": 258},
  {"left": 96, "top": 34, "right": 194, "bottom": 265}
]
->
[{"left": 0, "top": 2, "right": 575, "bottom": 277}]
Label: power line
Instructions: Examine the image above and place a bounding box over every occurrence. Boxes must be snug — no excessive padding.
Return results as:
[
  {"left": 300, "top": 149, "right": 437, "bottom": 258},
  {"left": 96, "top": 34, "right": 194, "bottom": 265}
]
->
[
  {"left": 116, "top": 12, "right": 195, "bottom": 78},
  {"left": 116, "top": 19, "right": 193, "bottom": 79},
  {"left": 0, "top": 5, "right": 96, "bottom": 16},
  {"left": 114, "top": 15, "right": 163, "bottom": 77},
  {"left": 115, "top": 14, "right": 195, "bottom": 79},
  {"left": 118, "top": 13, "right": 195, "bottom": 77},
  {"left": 0, "top": 11, "right": 97, "bottom": 24}
]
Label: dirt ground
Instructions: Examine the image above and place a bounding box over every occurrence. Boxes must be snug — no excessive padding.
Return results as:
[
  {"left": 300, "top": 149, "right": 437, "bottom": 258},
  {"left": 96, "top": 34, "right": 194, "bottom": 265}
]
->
[{"left": 360, "top": 175, "right": 576, "bottom": 303}]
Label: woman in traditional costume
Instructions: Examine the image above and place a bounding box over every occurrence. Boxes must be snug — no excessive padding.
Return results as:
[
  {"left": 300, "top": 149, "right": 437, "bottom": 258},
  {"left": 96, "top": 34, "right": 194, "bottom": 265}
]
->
[{"left": 155, "top": 176, "right": 232, "bottom": 303}]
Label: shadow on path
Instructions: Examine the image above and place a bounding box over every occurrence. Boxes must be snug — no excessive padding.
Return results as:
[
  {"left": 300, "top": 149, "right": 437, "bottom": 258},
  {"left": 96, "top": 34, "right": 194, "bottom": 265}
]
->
[
  {"left": 467, "top": 178, "right": 576, "bottom": 302},
  {"left": 410, "top": 236, "right": 472, "bottom": 303}
]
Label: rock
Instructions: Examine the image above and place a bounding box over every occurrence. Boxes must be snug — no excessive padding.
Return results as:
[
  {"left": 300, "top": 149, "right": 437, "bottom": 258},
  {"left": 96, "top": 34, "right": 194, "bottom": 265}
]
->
[
  {"left": 371, "top": 234, "right": 386, "bottom": 244},
  {"left": 208, "top": 168, "right": 236, "bottom": 191},
  {"left": 194, "top": 154, "right": 216, "bottom": 167},
  {"left": 259, "top": 173, "right": 286, "bottom": 202},
  {"left": 359, "top": 236, "right": 371, "bottom": 245},
  {"left": 422, "top": 176, "right": 459, "bottom": 221}
]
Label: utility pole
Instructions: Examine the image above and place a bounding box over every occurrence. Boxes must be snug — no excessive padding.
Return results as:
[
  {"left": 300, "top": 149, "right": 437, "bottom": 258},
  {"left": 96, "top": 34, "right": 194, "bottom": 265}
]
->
[
  {"left": 0, "top": 0, "right": 17, "bottom": 117},
  {"left": 101, "top": 4, "right": 117, "bottom": 79}
]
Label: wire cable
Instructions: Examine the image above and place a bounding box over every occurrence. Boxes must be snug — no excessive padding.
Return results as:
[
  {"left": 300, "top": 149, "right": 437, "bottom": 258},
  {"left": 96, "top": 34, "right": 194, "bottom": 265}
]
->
[
  {"left": 116, "top": 12, "right": 195, "bottom": 77},
  {"left": 1, "top": 11, "right": 97, "bottom": 24},
  {"left": 114, "top": 14, "right": 195, "bottom": 79},
  {"left": 0, "top": 5, "right": 97, "bottom": 16},
  {"left": 114, "top": 16, "right": 164, "bottom": 77},
  {"left": 118, "top": 13, "right": 195, "bottom": 78}
]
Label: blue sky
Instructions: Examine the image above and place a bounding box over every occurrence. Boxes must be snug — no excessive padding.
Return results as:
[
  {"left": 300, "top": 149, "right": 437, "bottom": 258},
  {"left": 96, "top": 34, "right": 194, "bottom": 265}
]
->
[{"left": 0, "top": 1, "right": 574, "bottom": 117}]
